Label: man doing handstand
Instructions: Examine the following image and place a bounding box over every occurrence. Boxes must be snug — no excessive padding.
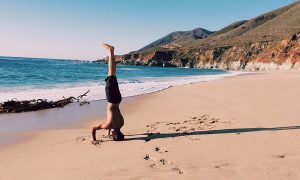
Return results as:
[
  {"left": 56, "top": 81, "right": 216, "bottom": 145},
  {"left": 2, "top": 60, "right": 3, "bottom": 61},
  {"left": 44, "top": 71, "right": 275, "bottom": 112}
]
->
[{"left": 92, "top": 44, "right": 124, "bottom": 142}]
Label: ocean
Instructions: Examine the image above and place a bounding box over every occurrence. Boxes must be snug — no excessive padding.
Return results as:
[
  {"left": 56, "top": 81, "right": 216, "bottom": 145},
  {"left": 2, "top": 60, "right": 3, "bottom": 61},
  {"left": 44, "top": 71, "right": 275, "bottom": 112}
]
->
[{"left": 0, "top": 56, "right": 238, "bottom": 103}]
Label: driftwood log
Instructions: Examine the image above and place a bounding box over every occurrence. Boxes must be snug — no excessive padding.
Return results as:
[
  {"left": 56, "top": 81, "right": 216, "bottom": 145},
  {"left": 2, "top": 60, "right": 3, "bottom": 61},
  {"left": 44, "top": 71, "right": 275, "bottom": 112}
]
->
[{"left": 0, "top": 90, "right": 90, "bottom": 113}]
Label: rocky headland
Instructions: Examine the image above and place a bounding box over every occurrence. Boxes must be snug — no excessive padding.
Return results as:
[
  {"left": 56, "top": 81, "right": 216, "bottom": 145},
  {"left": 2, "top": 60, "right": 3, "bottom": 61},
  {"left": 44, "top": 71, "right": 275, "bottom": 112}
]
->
[{"left": 96, "top": 1, "right": 300, "bottom": 71}]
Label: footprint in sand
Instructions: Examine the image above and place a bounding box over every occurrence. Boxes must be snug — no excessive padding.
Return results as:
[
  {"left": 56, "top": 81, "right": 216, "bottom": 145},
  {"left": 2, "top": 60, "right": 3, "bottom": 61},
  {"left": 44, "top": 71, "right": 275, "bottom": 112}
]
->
[
  {"left": 278, "top": 154, "right": 287, "bottom": 159},
  {"left": 76, "top": 136, "right": 91, "bottom": 142},
  {"left": 146, "top": 124, "right": 158, "bottom": 133},
  {"left": 154, "top": 147, "right": 168, "bottom": 153},
  {"left": 215, "top": 163, "right": 230, "bottom": 169},
  {"left": 145, "top": 114, "right": 230, "bottom": 142},
  {"left": 188, "top": 137, "right": 201, "bottom": 141},
  {"left": 154, "top": 147, "right": 160, "bottom": 152},
  {"left": 159, "top": 158, "right": 168, "bottom": 165},
  {"left": 90, "top": 140, "right": 103, "bottom": 147},
  {"left": 76, "top": 135, "right": 107, "bottom": 148},
  {"left": 171, "top": 115, "right": 220, "bottom": 133},
  {"left": 144, "top": 154, "right": 150, "bottom": 160},
  {"left": 144, "top": 149, "right": 184, "bottom": 175},
  {"left": 150, "top": 164, "right": 157, "bottom": 168},
  {"left": 172, "top": 167, "right": 184, "bottom": 174}
]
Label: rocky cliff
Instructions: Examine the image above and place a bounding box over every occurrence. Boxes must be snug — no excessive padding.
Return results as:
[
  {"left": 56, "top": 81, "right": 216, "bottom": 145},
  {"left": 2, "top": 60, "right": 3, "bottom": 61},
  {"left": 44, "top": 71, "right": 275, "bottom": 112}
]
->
[
  {"left": 191, "top": 32, "right": 300, "bottom": 70},
  {"left": 113, "top": 32, "right": 300, "bottom": 70}
]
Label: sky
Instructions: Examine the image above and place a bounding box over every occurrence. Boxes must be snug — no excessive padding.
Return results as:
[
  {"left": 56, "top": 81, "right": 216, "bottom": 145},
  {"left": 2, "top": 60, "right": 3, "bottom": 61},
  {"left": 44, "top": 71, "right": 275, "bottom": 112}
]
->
[{"left": 0, "top": 0, "right": 295, "bottom": 60}]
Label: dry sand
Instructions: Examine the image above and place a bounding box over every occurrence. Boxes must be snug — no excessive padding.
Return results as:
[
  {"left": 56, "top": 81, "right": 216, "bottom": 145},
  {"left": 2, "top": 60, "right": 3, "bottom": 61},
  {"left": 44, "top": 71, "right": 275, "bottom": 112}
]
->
[{"left": 0, "top": 71, "right": 300, "bottom": 180}]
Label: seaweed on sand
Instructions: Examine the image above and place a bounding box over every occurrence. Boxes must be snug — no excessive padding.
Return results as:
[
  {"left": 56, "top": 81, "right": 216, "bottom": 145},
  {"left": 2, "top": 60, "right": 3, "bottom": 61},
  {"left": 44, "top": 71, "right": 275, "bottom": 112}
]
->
[{"left": 0, "top": 90, "right": 90, "bottom": 113}]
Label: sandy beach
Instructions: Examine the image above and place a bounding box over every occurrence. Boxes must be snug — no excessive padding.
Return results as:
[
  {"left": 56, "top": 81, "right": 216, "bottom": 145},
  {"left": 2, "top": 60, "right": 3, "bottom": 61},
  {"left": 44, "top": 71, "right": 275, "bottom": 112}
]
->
[{"left": 1, "top": 71, "right": 300, "bottom": 180}]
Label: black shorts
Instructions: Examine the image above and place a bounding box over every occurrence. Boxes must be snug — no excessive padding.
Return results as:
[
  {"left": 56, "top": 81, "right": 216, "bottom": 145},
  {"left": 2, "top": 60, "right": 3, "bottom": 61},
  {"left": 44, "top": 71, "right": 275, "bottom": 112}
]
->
[{"left": 105, "top": 75, "right": 122, "bottom": 104}]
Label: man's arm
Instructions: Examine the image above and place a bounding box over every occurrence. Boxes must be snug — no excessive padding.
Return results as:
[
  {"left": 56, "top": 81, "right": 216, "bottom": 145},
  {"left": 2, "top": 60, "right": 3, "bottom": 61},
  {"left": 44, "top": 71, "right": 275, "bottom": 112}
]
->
[{"left": 92, "top": 124, "right": 103, "bottom": 141}]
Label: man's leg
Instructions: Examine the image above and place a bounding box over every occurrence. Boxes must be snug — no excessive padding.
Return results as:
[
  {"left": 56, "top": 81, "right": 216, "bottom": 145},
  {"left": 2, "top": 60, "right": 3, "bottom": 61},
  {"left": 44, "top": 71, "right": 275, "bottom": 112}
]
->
[{"left": 103, "top": 44, "right": 116, "bottom": 76}]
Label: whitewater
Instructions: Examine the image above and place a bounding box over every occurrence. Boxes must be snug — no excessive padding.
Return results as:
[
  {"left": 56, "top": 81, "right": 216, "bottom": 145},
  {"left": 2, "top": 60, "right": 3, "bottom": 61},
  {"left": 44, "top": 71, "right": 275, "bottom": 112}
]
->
[{"left": 0, "top": 56, "right": 243, "bottom": 102}]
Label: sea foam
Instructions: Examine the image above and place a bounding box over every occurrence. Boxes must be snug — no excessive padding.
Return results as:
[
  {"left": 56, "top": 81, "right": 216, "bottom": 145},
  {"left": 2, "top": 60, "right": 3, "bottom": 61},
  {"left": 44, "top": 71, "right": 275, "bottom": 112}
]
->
[{"left": 0, "top": 71, "right": 245, "bottom": 103}]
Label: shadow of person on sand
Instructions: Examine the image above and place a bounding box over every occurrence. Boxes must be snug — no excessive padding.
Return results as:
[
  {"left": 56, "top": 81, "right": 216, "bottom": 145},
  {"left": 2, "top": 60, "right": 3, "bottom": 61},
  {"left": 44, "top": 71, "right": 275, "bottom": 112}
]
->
[{"left": 124, "top": 126, "right": 300, "bottom": 142}]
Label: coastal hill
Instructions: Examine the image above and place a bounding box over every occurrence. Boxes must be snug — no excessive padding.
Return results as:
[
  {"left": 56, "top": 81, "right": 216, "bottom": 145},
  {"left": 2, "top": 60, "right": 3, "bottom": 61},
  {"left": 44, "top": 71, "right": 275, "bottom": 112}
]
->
[
  {"left": 138, "top": 28, "right": 215, "bottom": 54},
  {"left": 105, "top": 1, "right": 300, "bottom": 70},
  {"left": 208, "top": 20, "right": 248, "bottom": 37}
]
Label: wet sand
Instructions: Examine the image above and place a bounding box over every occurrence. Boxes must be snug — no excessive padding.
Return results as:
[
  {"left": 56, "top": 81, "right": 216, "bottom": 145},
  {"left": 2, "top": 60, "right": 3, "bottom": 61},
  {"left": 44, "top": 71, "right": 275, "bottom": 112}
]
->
[
  {"left": 0, "top": 70, "right": 300, "bottom": 179},
  {"left": 0, "top": 100, "right": 107, "bottom": 146}
]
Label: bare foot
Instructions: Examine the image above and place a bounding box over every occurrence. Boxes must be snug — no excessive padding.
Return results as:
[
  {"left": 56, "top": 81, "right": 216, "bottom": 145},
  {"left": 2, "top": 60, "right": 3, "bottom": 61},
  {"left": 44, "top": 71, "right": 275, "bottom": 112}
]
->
[{"left": 102, "top": 43, "right": 114, "bottom": 51}]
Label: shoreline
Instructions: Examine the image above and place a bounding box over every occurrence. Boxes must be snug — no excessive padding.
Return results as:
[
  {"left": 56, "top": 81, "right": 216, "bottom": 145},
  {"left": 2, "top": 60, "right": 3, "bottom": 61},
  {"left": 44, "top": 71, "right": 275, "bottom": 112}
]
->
[
  {"left": 1, "top": 70, "right": 300, "bottom": 179},
  {"left": 0, "top": 69, "right": 242, "bottom": 103},
  {"left": 0, "top": 71, "right": 249, "bottom": 147},
  {"left": 0, "top": 69, "right": 294, "bottom": 127}
]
